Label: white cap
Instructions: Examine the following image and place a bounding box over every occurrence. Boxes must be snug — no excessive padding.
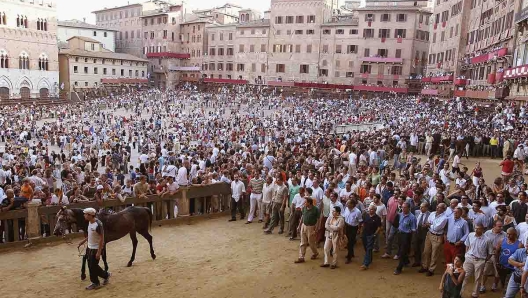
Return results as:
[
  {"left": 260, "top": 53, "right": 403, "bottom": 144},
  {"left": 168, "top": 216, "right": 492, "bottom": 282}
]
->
[
  {"left": 83, "top": 208, "right": 96, "bottom": 216},
  {"left": 97, "top": 185, "right": 104, "bottom": 190}
]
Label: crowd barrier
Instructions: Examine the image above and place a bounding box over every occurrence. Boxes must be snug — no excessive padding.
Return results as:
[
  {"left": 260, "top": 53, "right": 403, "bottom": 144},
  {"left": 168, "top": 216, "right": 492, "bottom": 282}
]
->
[{"left": 0, "top": 183, "right": 232, "bottom": 249}]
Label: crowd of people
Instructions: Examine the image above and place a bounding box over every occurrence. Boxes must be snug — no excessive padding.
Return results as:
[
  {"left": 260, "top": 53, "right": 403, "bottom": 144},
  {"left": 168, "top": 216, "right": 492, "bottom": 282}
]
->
[{"left": 1, "top": 85, "right": 528, "bottom": 296}]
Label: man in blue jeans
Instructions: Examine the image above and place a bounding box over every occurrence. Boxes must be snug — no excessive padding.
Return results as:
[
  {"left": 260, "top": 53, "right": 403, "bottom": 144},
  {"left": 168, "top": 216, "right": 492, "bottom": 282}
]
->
[{"left": 360, "top": 205, "right": 382, "bottom": 270}]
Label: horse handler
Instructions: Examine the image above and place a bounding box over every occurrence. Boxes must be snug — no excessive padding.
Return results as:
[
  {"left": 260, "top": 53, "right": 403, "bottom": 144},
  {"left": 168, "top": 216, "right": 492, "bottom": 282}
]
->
[{"left": 78, "top": 208, "right": 111, "bottom": 290}]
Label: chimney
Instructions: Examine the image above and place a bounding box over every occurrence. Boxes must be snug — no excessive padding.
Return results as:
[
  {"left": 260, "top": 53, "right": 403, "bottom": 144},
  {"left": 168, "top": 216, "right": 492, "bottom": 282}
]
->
[{"left": 83, "top": 17, "right": 86, "bottom": 23}]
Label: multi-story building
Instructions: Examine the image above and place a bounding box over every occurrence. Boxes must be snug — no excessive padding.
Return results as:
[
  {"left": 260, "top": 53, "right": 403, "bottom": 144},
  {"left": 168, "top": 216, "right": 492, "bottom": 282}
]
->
[
  {"left": 505, "top": 2, "right": 528, "bottom": 100},
  {"left": 0, "top": 0, "right": 59, "bottom": 100},
  {"left": 179, "top": 17, "right": 209, "bottom": 81},
  {"left": 192, "top": 3, "right": 243, "bottom": 24},
  {"left": 58, "top": 36, "right": 148, "bottom": 92},
  {"left": 142, "top": 4, "right": 186, "bottom": 89},
  {"left": 199, "top": 0, "right": 431, "bottom": 93},
  {"left": 58, "top": 19, "right": 116, "bottom": 52},
  {"left": 92, "top": 3, "right": 144, "bottom": 57}
]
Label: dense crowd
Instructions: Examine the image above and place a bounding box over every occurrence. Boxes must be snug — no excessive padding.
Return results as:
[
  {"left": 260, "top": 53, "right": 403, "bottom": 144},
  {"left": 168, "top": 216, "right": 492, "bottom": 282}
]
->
[{"left": 2, "top": 85, "right": 528, "bottom": 296}]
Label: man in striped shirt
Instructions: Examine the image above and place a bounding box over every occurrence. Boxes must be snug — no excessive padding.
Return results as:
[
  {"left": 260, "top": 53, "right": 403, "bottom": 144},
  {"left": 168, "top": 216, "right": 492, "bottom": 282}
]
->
[{"left": 247, "top": 171, "right": 265, "bottom": 224}]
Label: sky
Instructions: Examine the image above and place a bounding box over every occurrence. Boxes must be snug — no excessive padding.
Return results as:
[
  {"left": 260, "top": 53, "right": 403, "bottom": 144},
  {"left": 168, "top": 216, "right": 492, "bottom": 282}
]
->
[{"left": 56, "top": 0, "right": 271, "bottom": 23}]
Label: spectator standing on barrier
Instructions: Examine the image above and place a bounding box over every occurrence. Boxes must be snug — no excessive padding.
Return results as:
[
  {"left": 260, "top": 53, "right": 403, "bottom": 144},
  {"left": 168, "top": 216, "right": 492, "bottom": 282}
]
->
[
  {"left": 77, "top": 207, "right": 110, "bottom": 290},
  {"left": 294, "top": 197, "right": 320, "bottom": 264},
  {"left": 229, "top": 174, "right": 246, "bottom": 222}
]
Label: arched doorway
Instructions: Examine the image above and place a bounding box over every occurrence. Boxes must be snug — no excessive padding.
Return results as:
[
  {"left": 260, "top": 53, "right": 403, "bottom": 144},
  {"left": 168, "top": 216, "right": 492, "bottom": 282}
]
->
[
  {"left": 0, "top": 87, "right": 9, "bottom": 100},
  {"left": 20, "top": 87, "right": 30, "bottom": 99},
  {"left": 39, "top": 88, "right": 49, "bottom": 99}
]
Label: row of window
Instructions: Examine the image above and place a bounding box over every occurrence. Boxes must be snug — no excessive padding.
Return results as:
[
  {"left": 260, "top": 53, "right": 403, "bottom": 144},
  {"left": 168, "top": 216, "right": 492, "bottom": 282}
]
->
[
  {"left": 274, "top": 15, "right": 316, "bottom": 24},
  {"left": 72, "top": 66, "right": 145, "bottom": 78},
  {"left": 143, "top": 16, "right": 168, "bottom": 27},
  {"left": 73, "top": 57, "right": 146, "bottom": 67},
  {"left": 431, "top": 24, "right": 460, "bottom": 43},
  {"left": 359, "top": 65, "right": 403, "bottom": 75},
  {"left": 96, "top": 8, "right": 141, "bottom": 22},
  {"left": 363, "top": 28, "right": 407, "bottom": 38},
  {"left": 93, "top": 31, "right": 109, "bottom": 38},
  {"left": 428, "top": 49, "right": 456, "bottom": 64},
  {"left": 466, "top": 11, "right": 514, "bottom": 45},
  {"left": 0, "top": 52, "right": 50, "bottom": 70}
]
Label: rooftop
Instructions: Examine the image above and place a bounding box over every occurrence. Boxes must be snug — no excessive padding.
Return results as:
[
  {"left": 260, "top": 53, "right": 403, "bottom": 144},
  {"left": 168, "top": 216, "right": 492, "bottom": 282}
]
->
[
  {"left": 59, "top": 48, "right": 148, "bottom": 62},
  {"left": 58, "top": 20, "right": 118, "bottom": 31},
  {"left": 67, "top": 36, "right": 102, "bottom": 43},
  {"left": 92, "top": 3, "right": 142, "bottom": 14}
]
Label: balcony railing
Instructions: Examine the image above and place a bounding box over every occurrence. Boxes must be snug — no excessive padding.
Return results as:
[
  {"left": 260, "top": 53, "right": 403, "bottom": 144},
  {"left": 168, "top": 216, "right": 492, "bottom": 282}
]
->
[
  {"left": 504, "top": 65, "right": 528, "bottom": 79},
  {"left": 465, "top": 90, "right": 495, "bottom": 99},
  {"left": 169, "top": 66, "right": 201, "bottom": 71},
  {"left": 454, "top": 90, "right": 466, "bottom": 97},
  {"left": 361, "top": 57, "right": 403, "bottom": 63},
  {"left": 454, "top": 78, "right": 467, "bottom": 86},
  {"left": 469, "top": 48, "right": 508, "bottom": 65},
  {"left": 421, "top": 89, "right": 438, "bottom": 95},
  {"left": 354, "top": 85, "right": 408, "bottom": 93},
  {"left": 430, "top": 75, "right": 454, "bottom": 83}
]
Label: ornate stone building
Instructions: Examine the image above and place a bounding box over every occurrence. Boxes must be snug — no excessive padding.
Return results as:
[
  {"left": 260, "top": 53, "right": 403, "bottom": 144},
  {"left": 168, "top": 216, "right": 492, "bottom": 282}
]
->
[{"left": 0, "top": 0, "right": 59, "bottom": 99}]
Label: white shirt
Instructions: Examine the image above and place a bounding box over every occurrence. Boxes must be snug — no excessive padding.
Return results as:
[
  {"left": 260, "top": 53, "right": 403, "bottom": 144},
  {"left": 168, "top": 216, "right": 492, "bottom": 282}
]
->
[
  {"left": 87, "top": 220, "right": 103, "bottom": 249},
  {"left": 371, "top": 202, "right": 387, "bottom": 218},
  {"left": 231, "top": 180, "right": 246, "bottom": 202},
  {"left": 339, "top": 188, "right": 353, "bottom": 199},
  {"left": 167, "top": 181, "right": 180, "bottom": 193},
  {"left": 342, "top": 207, "right": 362, "bottom": 226},
  {"left": 428, "top": 211, "right": 448, "bottom": 234},
  {"left": 262, "top": 182, "right": 274, "bottom": 204},
  {"left": 291, "top": 194, "right": 306, "bottom": 209},
  {"left": 517, "top": 222, "right": 528, "bottom": 244},
  {"left": 162, "top": 165, "right": 177, "bottom": 178},
  {"left": 452, "top": 155, "right": 461, "bottom": 168},
  {"left": 139, "top": 154, "right": 149, "bottom": 164},
  {"left": 311, "top": 187, "right": 324, "bottom": 207},
  {"left": 349, "top": 152, "right": 357, "bottom": 164},
  {"left": 177, "top": 166, "right": 188, "bottom": 186}
]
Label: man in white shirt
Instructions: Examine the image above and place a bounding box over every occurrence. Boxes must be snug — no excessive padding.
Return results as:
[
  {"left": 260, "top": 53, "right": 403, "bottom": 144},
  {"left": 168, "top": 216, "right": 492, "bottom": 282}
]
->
[
  {"left": 229, "top": 174, "right": 246, "bottom": 222},
  {"left": 420, "top": 203, "right": 448, "bottom": 276},
  {"left": 162, "top": 162, "right": 177, "bottom": 179},
  {"left": 310, "top": 179, "right": 324, "bottom": 208},
  {"left": 261, "top": 176, "right": 275, "bottom": 229},
  {"left": 348, "top": 148, "right": 358, "bottom": 177},
  {"left": 139, "top": 153, "right": 149, "bottom": 165},
  {"left": 516, "top": 214, "right": 528, "bottom": 244},
  {"left": 343, "top": 199, "right": 362, "bottom": 263},
  {"left": 176, "top": 161, "right": 189, "bottom": 186},
  {"left": 289, "top": 188, "right": 307, "bottom": 240}
]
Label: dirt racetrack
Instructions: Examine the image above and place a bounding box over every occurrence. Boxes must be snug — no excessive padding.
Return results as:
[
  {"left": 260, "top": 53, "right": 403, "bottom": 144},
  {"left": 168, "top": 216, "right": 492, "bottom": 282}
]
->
[{"left": 0, "top": 156, "right": 508, "bottom": 298}]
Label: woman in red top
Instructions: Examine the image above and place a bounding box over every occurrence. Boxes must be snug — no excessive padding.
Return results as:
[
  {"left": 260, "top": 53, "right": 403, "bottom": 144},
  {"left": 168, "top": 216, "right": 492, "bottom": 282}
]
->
[{"left": 499, "top": 156, "right": 514, "bottom": 181}]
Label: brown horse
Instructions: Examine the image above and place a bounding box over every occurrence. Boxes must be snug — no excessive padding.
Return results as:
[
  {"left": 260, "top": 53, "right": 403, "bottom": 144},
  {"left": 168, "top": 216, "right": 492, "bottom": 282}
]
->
[{"left": 53, "top": 206, "right": 156, "bottom": 280}]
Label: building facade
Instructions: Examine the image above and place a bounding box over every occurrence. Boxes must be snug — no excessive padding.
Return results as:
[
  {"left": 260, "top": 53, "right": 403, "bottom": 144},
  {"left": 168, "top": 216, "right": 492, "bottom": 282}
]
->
[
  {"left": 0, "top": 0, "right": 59, "bottom": 100},
  {"left": 58, "top": 36, "right": 148, "bottom": 92},
  {"left": 199, "top": 0, "right": 431, "bottom": 90},
  {"left": 58, "top": 19, "right": 117, "bottom": 52}
]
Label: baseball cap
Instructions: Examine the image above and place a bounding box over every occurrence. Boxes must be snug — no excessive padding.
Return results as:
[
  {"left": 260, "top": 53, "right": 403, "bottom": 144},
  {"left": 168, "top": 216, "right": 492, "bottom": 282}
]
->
[
  {"left": 97, "top": 185, "right": 104, "bottom": 190},
  {"left": 83, "top": 208, "right": 96, "bottom": 216}
]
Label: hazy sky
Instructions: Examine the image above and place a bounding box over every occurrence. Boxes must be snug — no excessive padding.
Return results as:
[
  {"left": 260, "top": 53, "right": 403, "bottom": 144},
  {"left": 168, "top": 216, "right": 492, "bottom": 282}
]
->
[{"left": 56, "top": 0, "right": 271, "bottom": 23}]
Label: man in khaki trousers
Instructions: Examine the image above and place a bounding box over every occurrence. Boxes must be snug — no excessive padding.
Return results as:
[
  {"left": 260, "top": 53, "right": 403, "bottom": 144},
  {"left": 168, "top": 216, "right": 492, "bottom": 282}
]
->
[
  {"left": 294, "top": 198, "right": 320, "bottom": 263},
  {"left": 461, "top": 224, "right": 494, "bottom": 298},
  {"left": 419, "top": 203, "right": 448, "bottom": 276}
]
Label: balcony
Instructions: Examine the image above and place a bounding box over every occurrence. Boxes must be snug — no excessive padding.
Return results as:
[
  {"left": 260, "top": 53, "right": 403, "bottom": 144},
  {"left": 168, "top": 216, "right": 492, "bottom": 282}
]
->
[
  {"left": 430, "top": 75, "right": 454, "bottom": 83},
  {"left": 421, "top": 89, "right": 438, "bottom": 95},
  {"left": 454, "top": 78, "right": 467, "bottom": 86},
  {"left": 203, "top": 78, "right": 247, "bottom": 84},
  {"left": 465, "top": 90, "right": 495, "bottom": 99},
  {"left": 361, "top": 57, "right": 403, "bottom": 63},
  {"left": 454, "top": 90, "right": 467, "bottom": 97},
  {"left": 101, "top": 78, "right": 148, "bottom": 84},
  {"left": 469, "top": 48, "right": 508, "bottom": 65},
  {"left": 487, "top": 73, "right": 496, "bottom": 84},
  {"left": 421, "top": 77, "right": 431, "bottom": 83},
  {"left": 496, "top": 72, "right": 504, "bottom": 83},
  {"left": 146, "top": 52, "right": 191, "bottom": 59},
  {"left": 504, "top": 65, "right": 528, "bottom": 80},
  {"left": 354, "top": 85, "right": 408, "bottom": 93},
  {"left": 293, "top": 82, "right": 354, "bottom": 90}
]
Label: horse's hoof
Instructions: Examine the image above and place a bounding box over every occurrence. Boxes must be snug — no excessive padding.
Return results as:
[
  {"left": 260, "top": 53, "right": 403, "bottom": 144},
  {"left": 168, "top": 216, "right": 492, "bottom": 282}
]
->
[
  {"left": 152, "top": 254, "right": 157, "bottom": 260},
  {"left": 81, "top": 274, "right": 86, "bottom": 281},
  {"left": 127, "top": 262, "right": 133, "bottom": 267}
]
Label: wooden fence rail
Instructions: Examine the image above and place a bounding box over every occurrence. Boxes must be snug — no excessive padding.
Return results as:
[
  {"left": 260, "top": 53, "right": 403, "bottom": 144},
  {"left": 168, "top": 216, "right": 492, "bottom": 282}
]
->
[{"left": 0, "top": 183, "right": 232, "bottom": 248}]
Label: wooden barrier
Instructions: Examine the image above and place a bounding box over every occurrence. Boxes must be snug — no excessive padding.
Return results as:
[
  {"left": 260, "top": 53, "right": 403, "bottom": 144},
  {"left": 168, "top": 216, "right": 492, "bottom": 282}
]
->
[{"left": 0, "top": 183, "right": 232, "bottom": 249}]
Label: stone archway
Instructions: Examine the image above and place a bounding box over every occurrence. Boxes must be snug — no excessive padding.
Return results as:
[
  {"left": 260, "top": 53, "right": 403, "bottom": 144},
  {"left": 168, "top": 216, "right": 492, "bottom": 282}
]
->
[
  {"left": 39, "top": 88, "right": 49, "bottom": 99},
  {"left": 20, "top": 87, "right": 30, "bottom": 99},
  {"left": 0, "top": 87, "right": 9, "bottom": 100}
]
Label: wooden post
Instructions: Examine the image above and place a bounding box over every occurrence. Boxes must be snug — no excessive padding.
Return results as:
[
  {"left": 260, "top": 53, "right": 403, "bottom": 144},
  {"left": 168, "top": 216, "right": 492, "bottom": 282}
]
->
[
  {"left": 26, "top": 201, "right": 41, "bottom": 239},
  {"left": 178, "top": 187, "right": 190, "bottom": 216}
]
